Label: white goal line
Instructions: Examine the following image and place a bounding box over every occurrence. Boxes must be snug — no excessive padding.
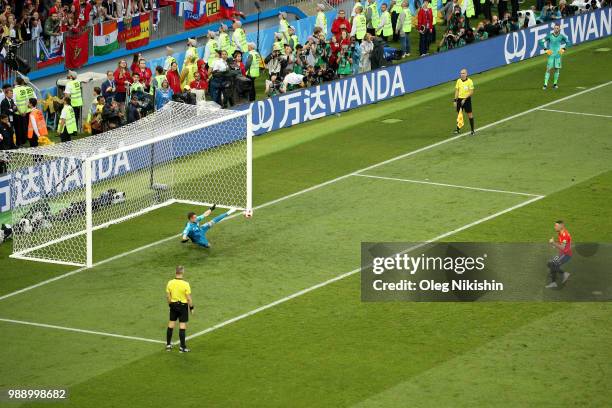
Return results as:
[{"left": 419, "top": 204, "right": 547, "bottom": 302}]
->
[
  {"left": 0, "top": 80, "right": 609, "bottom": 303},
  {"left": 352, "top": 173, "right": 544, "bottom": 198}
]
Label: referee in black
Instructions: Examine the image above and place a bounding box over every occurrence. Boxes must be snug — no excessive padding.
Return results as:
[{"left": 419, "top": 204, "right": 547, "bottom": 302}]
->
[{"left": 165, "top": 266, "right": 194, "bottom": 353}]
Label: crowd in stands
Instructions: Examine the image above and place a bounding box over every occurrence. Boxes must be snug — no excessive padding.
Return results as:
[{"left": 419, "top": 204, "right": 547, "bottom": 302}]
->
[
  {"left": 0, "top": 0, "right": 159, "bottom": 44},
  {"left": 0, "top": 0, "right": 609, "bottom": 166}
]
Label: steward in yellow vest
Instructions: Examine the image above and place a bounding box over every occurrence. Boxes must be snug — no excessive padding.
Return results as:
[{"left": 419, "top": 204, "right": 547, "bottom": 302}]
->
[
  {"left": 353, "top": 7, "right": 367, "bottom": 40},
  {"left": 58, "top": 96, "right": 77, "bottom": 143},
  {"left": 13, "top": 76, "right": 35, "bottom": 147},
  {"left": 377, "top": 4, "right": 393, "bottom": 38},
  {"left": 366, "top": 0, "right": 380, "bottom": 35}
]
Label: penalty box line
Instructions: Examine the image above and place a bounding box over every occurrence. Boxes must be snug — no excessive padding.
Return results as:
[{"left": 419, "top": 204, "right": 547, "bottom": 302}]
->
[
  {"left": 1, "top": 80, "right": 610, "bottom": 305},
  {"left": 537, "top": 108, "right": 612, "bottom": 119},
  {"left": 352, "top": 174, "right": 544, "bottom": 198}
]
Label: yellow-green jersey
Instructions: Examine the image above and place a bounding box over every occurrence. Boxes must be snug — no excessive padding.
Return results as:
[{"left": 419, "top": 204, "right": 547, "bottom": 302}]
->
[
  {"left": 166, "top": 279, "right": 191, "bottom": 303},
  {"left": 455, "top": 78, "right": 474, "bottom": 99}
]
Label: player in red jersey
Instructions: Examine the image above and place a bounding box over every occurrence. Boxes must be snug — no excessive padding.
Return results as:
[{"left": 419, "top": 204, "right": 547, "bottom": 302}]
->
[{"left": 546, "top": 220, "right": 572, "bottom": 288}]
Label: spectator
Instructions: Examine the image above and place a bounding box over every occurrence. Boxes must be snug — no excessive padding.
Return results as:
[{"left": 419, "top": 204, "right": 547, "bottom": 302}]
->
[
  {"left": 90, "top": 95, "right": 105, "bottom": 135},
  {"left": 360, "top": 32, "right": 373, "bottom": 72},
  {"left": 209, "top": 50, "right": 231, "bottom": 107},
  {"left": 370, "top": 35, "right": 385, "bottom": 69},
  {"left": 43, "top": 11, "right": 61, "bottom": 46},
  {"left": 154, "top": 79, "right": 173, "bottom": 110},
  {"left": 130, "top": 52, "right": 142, "bottom": 73},
  {"left": 27, "top": 12, "right": 44, "bottom": 40},
  {"left": 127, "top": 95, "right": 140, "bottom": 124},
  {"left": 151, "top": 65, "right": 166, "bottom": 92},
  {"left": 189, "top": 71, "right": 207, "bottom": 90},
  {"left": 350, "top": 36, "right": 361, "bottom": 75},
  {"left": 129, "top": 72, "right": 145, "bottom": 97},
  {"left": 133, "top": 58, "right": 152, "bottom": 92},
  {"left": 0, "top": 87, "right": 16, "bottom": 131},
  {"left": 101, "top": 70, "right": 116, "bottom": 103},
  {"left": 0, "top": 114, "right": 13, "bottom": 173},
  {"left": 331, "top": 9, "right": 351, "bottom": 40},
  {"left": 166, "top": 61, "right": 181, "bottom": 94},
  {"left": 230, "top": 50, "right": 246, "bottom": 76},
  {"left": 102, "top": 99, "right": 123, "bottom": 130},
  {"left": 113, "top": 59, "right": 131, "bottom": 108},
  {"left": 418, "top": 0, "right": 433, "bottom": 56}
]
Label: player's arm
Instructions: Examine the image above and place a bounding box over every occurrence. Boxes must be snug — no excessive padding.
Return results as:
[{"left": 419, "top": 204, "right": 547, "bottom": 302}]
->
[
  {"left": 561, "top": 34, "right": 571, "bottom": 53},
  {"left": 196, "top": 204, "right": 217, "bottom": 223},
  {"left": 454, "top": 84, "right": 459, "bottom": 105},
  {"left": 539, "top": 34, "right": 550, "bottom": 53},
  {"left": 181, "top": 224, "right": 190, "bottom": 243}
]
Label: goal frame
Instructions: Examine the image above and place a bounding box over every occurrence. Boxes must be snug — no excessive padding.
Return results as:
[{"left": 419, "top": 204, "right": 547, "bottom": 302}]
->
[{"left": 9, "top": 109, "right": 253, "bottom": 268}]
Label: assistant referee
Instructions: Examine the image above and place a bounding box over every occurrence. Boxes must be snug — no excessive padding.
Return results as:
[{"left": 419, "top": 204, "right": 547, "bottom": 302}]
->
[
  {"left": 165, "top": 266, "right": 194, "bottom": 353},
  {"left": 454, "top": 68, "right": 475, "bottom": 136}
]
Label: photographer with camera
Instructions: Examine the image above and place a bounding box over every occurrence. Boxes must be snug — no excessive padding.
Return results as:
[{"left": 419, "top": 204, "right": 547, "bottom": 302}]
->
[{"left": 265, "top": 45, "right": 283, "bottom": 80}]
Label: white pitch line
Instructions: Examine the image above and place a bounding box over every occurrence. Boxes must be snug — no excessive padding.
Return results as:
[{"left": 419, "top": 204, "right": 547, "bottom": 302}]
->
[
  {"left": 184, "top": 194, "right": 545, "bottom": 343},
  {"left": 353, "top": 174, "right": 543, "bottom": 197},
  {"left": 538, "top": 108, "right": 612, "bottom": 119},
  {"left": 0, "top": 318, "right": 164, "bottom": 344},
  {"left": 2, "top": 80, "right": 610, "bottom": 303}
]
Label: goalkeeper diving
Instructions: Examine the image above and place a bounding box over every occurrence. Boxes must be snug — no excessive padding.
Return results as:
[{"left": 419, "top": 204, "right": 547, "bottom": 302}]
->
[
  {"left": 540, "top": 22, "right": 571, "bottom": 90},
  {"left": 181, "top": 205, "right": 236, "bottom": 248}
]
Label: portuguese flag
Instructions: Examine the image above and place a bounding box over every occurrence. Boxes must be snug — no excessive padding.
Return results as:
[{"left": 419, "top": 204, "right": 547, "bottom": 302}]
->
[{"left": 93, "top": 21, "right": 119, "bottom": 56}]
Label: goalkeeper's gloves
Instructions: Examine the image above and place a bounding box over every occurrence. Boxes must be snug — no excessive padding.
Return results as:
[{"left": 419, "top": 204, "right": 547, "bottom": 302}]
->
[
  {"left": 209, "top": 204, "right": 217, "bottom": 211},
  {"left": 545, "top": 49, "right": 553, "bottom": 56}
]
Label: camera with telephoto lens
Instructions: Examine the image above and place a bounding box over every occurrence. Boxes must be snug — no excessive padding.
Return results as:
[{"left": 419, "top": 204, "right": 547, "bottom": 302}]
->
[{"left": 0, "top": 37, "right": 31, "bottom": 74}]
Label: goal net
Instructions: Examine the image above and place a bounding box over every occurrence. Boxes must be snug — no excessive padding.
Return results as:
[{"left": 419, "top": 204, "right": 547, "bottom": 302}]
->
[{"left": 6, "top": 102, "right": 252, "bottom": 267}]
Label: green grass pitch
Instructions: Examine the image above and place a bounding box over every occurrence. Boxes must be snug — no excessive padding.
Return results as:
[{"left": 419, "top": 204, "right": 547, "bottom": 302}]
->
[{"left": 0, "top": 37, "right": 611, "bottom": 407}]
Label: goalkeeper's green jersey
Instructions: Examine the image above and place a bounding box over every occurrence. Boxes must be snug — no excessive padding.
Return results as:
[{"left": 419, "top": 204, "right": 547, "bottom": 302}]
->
[{"left": 540, "top": 32, "right": 571, "bottom": 54}]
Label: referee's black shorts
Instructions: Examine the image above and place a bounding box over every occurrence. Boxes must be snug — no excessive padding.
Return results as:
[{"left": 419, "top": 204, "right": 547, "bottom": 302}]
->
[
  {"left": 169, "top": 302, "right": 189, "bottom": 323},
  {"left": 456, "top": 97, "right": 473, "bottom": 113}
]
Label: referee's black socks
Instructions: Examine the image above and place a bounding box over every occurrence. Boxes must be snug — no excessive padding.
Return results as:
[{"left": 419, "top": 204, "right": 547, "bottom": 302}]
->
[
  {"left": 166, "top": 327, "right": 173, "bottom": 345},
  {"left": 469, "top": 117, "right": 474, "bottom": 132},
  {"left": 179, "top": 329, "right": 186, "bottom": 348}
]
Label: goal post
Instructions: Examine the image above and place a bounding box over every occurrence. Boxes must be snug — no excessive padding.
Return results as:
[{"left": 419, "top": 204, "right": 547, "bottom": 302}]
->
[{"left": 6, "top": 102, "right": 252, "bottom": 268}]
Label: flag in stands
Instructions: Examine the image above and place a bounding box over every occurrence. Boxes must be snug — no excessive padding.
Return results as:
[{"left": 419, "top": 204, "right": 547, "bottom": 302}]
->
[
  {"left": 125, "top": 13, "right": 150, "bottom": 50},
  {"left": 93, "top": 21, "right": 119, "bottom": 56},
  {"left": 65, "top": 31, "right": 89, "bottom": 69}
]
